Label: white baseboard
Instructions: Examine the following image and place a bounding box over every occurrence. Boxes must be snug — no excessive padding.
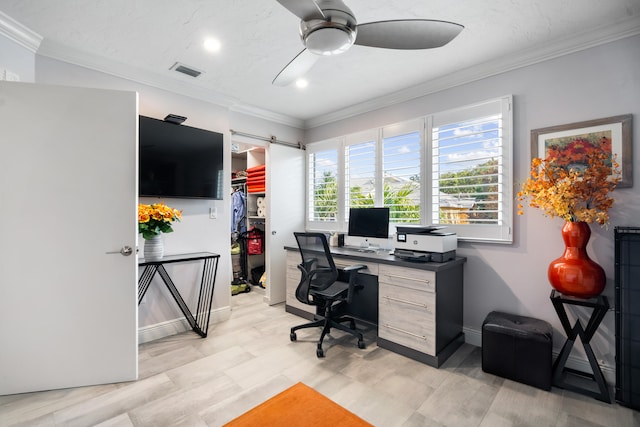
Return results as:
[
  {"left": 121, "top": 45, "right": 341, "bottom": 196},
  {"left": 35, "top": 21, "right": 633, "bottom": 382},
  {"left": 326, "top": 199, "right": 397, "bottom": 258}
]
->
[
  {"left": 463, "top": 326, "right": 615, "bottom": 385},
  {"left": 138, "top": 306, "right": 231, "bottom": 344}
]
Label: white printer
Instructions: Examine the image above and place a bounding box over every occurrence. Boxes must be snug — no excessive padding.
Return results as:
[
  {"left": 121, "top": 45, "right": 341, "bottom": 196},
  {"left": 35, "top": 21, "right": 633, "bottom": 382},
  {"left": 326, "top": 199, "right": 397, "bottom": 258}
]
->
[{"left": 393, "top": 225, "right": 457, "bottom": 262}]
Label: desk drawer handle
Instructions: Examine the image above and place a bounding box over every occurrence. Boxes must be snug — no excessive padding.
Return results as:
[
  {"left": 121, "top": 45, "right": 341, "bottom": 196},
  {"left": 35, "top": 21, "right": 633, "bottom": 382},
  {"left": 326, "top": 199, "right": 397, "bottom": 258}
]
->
[
  {"left": 383, "top": 295, "right": 429, "bottom": 309},
  {"left": 384, "top": 273, "right": 431, "bottom": 284},
  {"left": 383, "top": 324, "right": 428, "bottom": 341}
]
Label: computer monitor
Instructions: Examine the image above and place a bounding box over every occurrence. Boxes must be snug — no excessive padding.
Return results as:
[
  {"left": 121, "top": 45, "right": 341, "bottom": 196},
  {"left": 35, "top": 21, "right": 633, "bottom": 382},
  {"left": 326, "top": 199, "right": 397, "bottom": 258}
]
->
[{"left": 347, "top": 207, "right": 390, "bottom": 239}]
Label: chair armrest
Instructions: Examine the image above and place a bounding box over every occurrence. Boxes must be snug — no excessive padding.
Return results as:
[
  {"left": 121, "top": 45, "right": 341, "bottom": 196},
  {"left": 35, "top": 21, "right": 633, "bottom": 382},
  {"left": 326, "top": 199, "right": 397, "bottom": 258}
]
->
[{"left": 341, "top": 264, "right": 367, "bottom": 304}]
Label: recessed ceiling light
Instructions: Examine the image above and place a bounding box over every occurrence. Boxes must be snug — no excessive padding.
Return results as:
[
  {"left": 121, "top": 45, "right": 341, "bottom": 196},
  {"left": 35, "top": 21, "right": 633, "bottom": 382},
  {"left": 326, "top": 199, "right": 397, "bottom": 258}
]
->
[
  {"left": 203, "top": 37, "right": 221, "bottom": 53},
  {"left": 295, "top": 79, "right": 309, "bottom": 89}
]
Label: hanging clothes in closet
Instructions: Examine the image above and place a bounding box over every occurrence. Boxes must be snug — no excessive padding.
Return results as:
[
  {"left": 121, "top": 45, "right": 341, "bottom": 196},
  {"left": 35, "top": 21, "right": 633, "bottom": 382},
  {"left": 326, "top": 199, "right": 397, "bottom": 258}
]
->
[{"left": 231, "top": 188, "right": 246, "bottom": 234}]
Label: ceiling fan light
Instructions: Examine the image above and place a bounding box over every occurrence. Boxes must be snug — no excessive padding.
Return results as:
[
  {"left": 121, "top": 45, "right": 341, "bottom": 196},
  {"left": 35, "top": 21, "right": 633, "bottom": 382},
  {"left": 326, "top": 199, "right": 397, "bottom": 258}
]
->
[{"left": 304, "top": 27, "right": 355, "bottom": 56}]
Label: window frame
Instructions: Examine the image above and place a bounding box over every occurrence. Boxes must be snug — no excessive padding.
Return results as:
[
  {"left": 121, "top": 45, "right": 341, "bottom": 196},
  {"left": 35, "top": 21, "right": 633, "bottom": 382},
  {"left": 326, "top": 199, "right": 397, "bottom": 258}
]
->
[
  {"left": 429, "top": 96, "right": 513, "bottom": 243},
  {"left": 345, "top": 128, "right": 380, "bottom": 210},
  {"left": 305, "top": 95, "right": 513, "bottom": 243},
  {"left": 381, "top": 118, "right": 425, "bottom": 224},
  {"left": 306, "top": 138, "right": 343, "bottom": 231}
]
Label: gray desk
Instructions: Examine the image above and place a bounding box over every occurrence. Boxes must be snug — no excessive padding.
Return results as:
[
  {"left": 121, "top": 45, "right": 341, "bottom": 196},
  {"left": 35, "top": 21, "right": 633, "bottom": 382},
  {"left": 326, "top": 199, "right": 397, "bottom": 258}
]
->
[{"left": 284, "top": 246, "right": 466, "bottom": 367}]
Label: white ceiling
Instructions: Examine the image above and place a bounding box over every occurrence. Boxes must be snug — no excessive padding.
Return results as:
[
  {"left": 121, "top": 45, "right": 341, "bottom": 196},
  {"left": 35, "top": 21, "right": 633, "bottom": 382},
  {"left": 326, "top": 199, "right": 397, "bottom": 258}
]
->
[{"left": 1, "top": 0, "right": 639, "bottom": 128}]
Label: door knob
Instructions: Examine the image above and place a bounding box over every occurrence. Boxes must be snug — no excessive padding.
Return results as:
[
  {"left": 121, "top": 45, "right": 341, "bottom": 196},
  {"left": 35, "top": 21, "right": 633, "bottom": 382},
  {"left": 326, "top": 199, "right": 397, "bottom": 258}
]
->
[{"left": 106, "top": 246, "right": 133, "bottom": 256}]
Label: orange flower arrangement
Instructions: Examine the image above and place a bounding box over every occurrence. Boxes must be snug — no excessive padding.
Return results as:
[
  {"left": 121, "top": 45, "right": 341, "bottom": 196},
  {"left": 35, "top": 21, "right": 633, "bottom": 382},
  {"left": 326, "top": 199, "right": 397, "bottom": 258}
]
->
[
  {"left": 517, "top": 137, "right": 621, "bottom": 225},
  {"left": 138, "top": 203, "right": 182, "bottom": 239}
]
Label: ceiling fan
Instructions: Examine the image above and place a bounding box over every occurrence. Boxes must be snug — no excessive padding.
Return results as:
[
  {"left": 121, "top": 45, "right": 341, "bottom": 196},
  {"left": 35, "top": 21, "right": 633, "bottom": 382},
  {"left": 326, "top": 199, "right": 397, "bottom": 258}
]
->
[{"left": 273, "top": 0, "right": 464, "bottom": 86}]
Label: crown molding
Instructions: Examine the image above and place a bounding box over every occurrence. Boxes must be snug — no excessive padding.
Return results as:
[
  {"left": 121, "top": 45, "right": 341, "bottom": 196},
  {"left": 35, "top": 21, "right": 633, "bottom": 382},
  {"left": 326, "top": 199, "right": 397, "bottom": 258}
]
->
[
  {"left": 37, "top": 39, "right": 238, "bottom": 106},
  {"left": 305, "top": 14, "right": 640, "bottom": 129},
  {"left": 36, "top": 38, "right": 303, "bottom": 129},
  {"left": 228, "top": 104, "right": 304, "bottom": 129},
  {"left": 11, "top": 11, "right": 639, "bottom": 131},
  {"left": 0, "top": 11, "right": 42, "bottom": 52}
]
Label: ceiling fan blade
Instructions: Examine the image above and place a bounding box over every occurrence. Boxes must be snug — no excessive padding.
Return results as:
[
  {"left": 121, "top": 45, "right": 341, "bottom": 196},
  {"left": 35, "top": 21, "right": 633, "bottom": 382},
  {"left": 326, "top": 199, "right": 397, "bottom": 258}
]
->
[
  {"left": 275, "top": 0, "right": 325, "bottom": 21},
  {"left": 354, "top": 19, "right": 464, "bottom": 49},
  {"left": 272, "top": 49, "right": 319, "bottom": 86}
]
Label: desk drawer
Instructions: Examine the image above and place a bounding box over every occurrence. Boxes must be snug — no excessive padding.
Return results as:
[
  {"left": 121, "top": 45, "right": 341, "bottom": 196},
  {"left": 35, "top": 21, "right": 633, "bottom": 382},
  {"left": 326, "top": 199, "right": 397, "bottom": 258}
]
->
[
  {"left": 379, "top": 264, "right": 435, "bottom": 293},
  {"left": 332, "top": 256, "right": 378, "bottom": 276},
  {"left": 378, "top": 323, "right": 436, "bottom": 356},
  {"left": 379, "top": 282, "right": 436, "bottom": 355}
]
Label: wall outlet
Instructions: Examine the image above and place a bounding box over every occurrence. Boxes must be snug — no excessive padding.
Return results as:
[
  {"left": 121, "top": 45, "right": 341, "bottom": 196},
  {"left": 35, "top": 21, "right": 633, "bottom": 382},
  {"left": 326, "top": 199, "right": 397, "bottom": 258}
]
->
[{"left": 209, "top": 207, "right": 217, "bottom": 219}]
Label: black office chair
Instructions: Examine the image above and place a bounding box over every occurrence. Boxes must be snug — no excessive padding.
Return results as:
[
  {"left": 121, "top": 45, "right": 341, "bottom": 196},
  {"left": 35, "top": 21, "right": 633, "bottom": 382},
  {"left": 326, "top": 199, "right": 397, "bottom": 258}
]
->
[{"left": 290, "top": 232, "right": 367, "bottom": 357}]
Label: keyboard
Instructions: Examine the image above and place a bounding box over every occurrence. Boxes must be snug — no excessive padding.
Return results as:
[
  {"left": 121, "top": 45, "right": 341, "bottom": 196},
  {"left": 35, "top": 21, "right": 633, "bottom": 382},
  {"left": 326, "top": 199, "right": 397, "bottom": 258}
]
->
[{"left": 342, "top": 246, "right": 377, "bottom": 254}]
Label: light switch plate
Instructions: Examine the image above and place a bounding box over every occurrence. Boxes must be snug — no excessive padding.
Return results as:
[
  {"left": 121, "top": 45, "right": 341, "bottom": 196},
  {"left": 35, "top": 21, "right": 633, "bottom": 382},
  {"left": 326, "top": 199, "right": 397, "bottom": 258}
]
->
[{"left": 209, "top": 207, "right": 217, "bottom": 219}]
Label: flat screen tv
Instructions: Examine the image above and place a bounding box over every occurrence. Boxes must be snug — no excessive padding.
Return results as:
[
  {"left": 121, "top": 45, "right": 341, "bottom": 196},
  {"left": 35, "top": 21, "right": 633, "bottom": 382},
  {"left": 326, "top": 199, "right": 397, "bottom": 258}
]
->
[
  {"left": 139, "top": 115, "right": 224, "bottom": 199},
  {"left": 348, "top": 207, "right": 390, "bottom": 238}
]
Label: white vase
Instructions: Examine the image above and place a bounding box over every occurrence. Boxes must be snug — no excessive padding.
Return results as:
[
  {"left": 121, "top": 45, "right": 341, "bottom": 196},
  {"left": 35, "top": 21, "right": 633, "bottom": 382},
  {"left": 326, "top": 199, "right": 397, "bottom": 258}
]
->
[{"left": 144, "top": 234, "right": 164, "bottom": 261}]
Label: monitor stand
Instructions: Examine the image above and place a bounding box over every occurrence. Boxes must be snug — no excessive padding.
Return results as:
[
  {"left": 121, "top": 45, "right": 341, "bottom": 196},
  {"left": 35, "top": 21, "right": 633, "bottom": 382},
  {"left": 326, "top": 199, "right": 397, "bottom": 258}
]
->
[{"left": 358, "top": 239, "right": 377, "bottom": 253}]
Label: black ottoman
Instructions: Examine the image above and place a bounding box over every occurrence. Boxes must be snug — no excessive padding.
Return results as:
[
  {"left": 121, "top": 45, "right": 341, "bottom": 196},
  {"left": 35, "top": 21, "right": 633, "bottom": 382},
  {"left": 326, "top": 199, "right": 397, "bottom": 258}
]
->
[{"left": 482, "top": 311, "right": 553, "bottom": 390}]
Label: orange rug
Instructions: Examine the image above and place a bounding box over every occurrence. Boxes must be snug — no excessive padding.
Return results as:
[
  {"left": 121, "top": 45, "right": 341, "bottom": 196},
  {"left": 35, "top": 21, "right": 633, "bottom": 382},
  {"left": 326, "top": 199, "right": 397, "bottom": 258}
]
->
[{"left": 223, "top": 382, "right": 373, "bottom": 427}]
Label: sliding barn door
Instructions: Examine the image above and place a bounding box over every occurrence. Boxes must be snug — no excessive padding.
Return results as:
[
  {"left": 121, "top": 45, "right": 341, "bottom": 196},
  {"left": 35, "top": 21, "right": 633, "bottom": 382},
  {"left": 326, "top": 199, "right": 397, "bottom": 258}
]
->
[{"left": 265, "top": 143, "right": 305, "bottom": 304}]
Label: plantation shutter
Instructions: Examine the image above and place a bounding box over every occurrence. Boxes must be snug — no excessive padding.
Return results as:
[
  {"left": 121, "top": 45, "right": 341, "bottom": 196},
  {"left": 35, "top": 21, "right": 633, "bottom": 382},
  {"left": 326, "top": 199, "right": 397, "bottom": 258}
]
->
[
  {"left": 307, "top": 141, "right": 340, "bottom": 225},
  {"left": 305, "top": 96, "right": 513, "bottom": 243},
  {"left": 382, "top": 119, "right": 423, "bottom": 224},
  {"left": 430, "top": 96, "right": 512, "bottom": 242},
  {"left": 345, "top": 129, "right": 378, "bottom": 211}
]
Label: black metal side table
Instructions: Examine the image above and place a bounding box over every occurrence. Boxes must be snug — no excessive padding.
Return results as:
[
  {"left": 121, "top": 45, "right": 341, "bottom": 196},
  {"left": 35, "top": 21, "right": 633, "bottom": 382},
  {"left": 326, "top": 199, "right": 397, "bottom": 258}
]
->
[
  {"left": 550, "top": 289, "right": 610, "bottom": 402},
  {"left": 139, "top": 252, "right": 220, "bottom": 338}
]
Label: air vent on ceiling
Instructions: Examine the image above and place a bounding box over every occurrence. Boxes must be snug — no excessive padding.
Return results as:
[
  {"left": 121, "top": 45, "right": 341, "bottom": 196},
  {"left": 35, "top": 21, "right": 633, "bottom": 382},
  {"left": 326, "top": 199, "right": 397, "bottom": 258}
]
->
[{"left": 170, "top": 62, "right": 202, "bottom": 78}]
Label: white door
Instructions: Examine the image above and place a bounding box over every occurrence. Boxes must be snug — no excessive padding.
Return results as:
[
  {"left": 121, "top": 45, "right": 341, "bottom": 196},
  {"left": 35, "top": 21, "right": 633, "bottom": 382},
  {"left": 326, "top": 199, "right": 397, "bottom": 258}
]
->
[
  {"left": 0, "top": 82, "right": 138, "bottom": 395},
  {"left": 265, "top": 143, "right": 305, "bottom": 304}
]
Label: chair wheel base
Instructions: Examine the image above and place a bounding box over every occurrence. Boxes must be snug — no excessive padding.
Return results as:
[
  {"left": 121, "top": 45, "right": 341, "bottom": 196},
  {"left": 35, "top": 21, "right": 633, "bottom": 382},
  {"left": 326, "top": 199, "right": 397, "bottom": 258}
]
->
[
  {"left": 316, "top": 347, "right": 325, "bottom": 358},
  {"left": 290, "top": 332, "right": 297, "bottom": 342},
  {"left": 358, "top": 340, "right": 366, "bottom": 349}
]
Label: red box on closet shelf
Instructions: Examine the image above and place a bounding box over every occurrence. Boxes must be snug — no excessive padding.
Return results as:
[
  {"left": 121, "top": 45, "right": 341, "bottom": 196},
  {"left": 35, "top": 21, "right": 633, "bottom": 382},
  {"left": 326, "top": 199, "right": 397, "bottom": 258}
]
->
[{"left": 246, "top": 164, "right": 266, "bottom": 193}]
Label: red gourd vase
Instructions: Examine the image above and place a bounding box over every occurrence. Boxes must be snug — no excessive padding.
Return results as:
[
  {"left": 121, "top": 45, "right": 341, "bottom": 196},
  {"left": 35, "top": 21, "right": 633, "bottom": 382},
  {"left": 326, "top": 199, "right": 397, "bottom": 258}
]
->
[{"left": 548, "top": 221, "right": 605, "bottom": 298}]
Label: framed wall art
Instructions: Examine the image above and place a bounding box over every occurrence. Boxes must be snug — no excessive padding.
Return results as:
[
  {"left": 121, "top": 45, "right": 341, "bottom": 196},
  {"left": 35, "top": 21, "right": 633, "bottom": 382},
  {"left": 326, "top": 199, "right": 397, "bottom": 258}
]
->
[{"left": 531, "top": 114, "right": 633, "bottom": 188}]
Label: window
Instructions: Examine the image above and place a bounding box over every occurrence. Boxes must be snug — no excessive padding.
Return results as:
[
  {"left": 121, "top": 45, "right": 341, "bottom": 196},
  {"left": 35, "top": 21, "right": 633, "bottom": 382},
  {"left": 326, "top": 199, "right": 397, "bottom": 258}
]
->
[
  {"left": 307, "top": 142, "right": 339, "bottom": 224},
  {"left": 430, "top": 97, "right": 512, "bottom": 242},
  {"left": 346, "top": 130, "right": 377, "bottom": 209},
  {"left": 306, "top": 96, "right": 513, "bottom": 243},
  {"left": 382, "top": 120, "right": 423, "bottom": 224}
]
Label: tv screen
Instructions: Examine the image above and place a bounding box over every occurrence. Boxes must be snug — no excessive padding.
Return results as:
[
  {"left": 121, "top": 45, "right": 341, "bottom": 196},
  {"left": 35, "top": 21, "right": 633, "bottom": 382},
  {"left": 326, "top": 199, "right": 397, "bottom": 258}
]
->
[
  {"left": 348, "top": 207, "right": 390, "bottom": 238},
  {"left": 139, "top": 116, "right": 224, "bottom": 199}
]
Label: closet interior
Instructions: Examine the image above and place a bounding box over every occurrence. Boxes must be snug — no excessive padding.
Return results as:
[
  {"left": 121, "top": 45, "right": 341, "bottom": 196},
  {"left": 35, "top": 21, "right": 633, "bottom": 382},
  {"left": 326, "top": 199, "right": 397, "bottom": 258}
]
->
[{"left": 231, "top": 145, "right": 266, "bottom": 294}]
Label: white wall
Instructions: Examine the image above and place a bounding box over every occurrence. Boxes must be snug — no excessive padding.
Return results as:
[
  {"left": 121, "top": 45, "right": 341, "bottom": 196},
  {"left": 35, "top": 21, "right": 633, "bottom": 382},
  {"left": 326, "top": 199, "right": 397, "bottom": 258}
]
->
[{"left": 306, "top": 35, "right": 640, "bottom": 375}]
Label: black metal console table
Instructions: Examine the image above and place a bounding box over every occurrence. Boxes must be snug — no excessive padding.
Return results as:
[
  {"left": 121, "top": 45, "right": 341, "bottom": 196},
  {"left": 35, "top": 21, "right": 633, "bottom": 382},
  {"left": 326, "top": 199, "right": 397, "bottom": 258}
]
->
[
  {"left": 550, "top": 290, "right": 610, "bottom": 402},
  {"left": 139, "top": 252, "right": 220, "bottom": 338}
]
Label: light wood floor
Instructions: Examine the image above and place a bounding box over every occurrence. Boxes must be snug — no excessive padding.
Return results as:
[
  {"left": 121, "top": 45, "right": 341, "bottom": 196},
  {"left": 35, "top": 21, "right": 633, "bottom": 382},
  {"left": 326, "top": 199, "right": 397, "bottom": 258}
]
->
[{"left": 1, "top": 288, "right": 638, "bottom": 427}]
